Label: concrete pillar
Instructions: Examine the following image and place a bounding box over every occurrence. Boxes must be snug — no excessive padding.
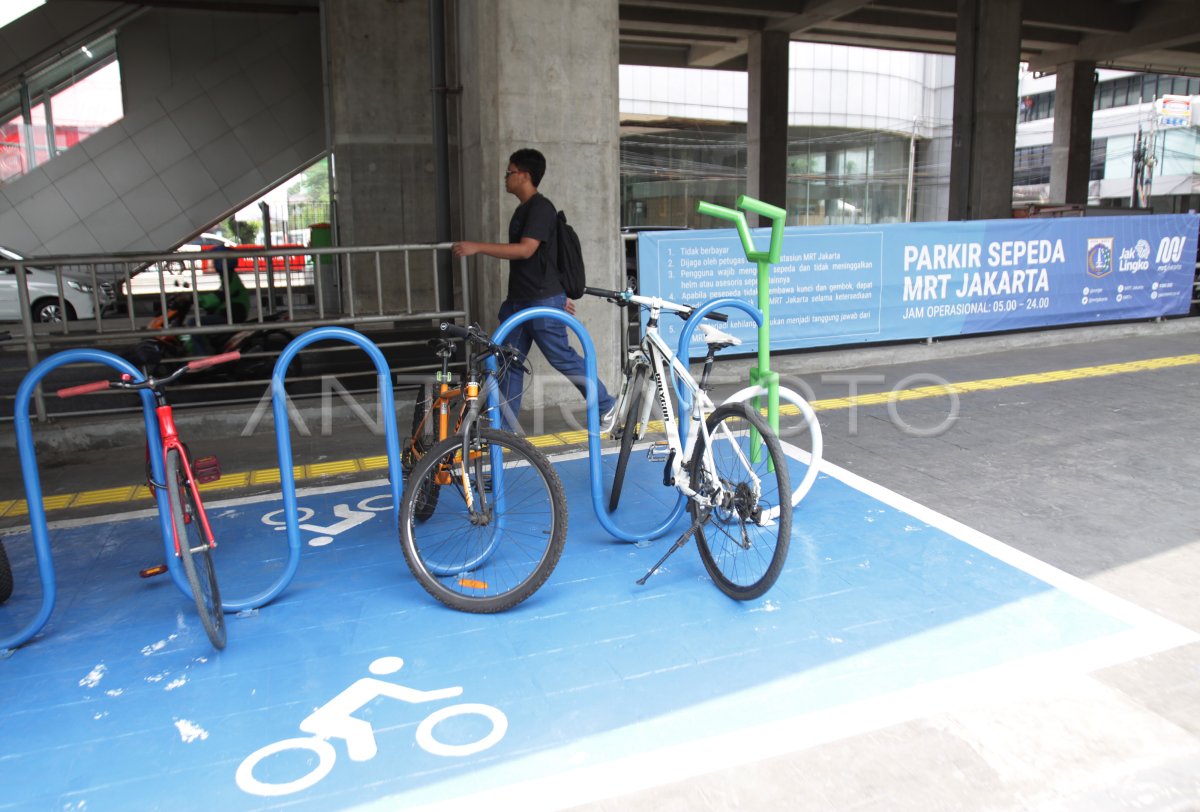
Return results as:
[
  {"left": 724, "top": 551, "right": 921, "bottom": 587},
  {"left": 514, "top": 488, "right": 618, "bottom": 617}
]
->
[
  {"left": 1049, "top": 61, "right": 1096, "bottom": 206},
  {"left": 824, "top": 150, "right": 840, "bottom": 223},
  {"left": 746, "top": 30, "right": 790, "bottom": 223},
  {"left": 948, "top": 0, "right": 1021, "bottom": 220},
  {"left": 457, "top": 0, "right": 621, "bottom": 425},
  {"left": 326, "top": 0, "right": 439, "bottom": 312}
]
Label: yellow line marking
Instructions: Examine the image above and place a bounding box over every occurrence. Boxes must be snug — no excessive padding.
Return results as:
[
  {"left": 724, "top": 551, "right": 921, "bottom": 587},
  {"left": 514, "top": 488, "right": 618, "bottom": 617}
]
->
[
  {"left": 308, "top": 460, "right": 362, "bottom": 477},
  {"left": 251, "top": 468, "right": 281, "bottom": 485},
  {"left": 71, "top": 486, "right": 139, "bottom": 507},
  {"left": 7, "top": 354, "right": 1198, "bottom": 517},
  {"left": 197, "top": 472, "right": 250, "bottom": 492}
]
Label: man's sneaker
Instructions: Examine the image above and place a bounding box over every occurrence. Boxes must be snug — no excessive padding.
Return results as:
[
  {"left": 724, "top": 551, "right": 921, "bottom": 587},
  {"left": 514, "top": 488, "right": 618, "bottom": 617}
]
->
[{"left": 599, "top": 404, "right": 618, "bottom": 435}]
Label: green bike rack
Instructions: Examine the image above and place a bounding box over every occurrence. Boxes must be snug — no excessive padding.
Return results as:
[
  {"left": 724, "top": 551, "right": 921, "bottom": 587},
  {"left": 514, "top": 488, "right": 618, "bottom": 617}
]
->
[{"left": 695, "top": 194, "right": 787, "bottom": 438}]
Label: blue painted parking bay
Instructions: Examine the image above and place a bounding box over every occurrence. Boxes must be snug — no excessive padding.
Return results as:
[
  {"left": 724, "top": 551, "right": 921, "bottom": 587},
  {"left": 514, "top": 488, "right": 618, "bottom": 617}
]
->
[{"left": 1, "top": 446, "right": 1193, "bottom": 811}]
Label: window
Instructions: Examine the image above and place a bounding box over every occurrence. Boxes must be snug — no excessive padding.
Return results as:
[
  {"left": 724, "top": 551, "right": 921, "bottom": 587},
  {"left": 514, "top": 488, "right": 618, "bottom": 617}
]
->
[{"left": 0, "top": 33, "right": 121, "bottom": 183}]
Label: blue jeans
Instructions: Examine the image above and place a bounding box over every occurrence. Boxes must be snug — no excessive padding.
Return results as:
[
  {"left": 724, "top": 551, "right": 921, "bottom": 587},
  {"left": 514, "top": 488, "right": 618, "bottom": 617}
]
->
[{"left": 497, "top": 293, "right": 615, "bottom": 431}]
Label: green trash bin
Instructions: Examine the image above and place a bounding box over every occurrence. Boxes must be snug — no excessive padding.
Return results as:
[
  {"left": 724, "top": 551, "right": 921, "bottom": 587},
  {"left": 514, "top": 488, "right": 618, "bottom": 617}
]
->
[{"left": 308, "top": 222, "right": 338, "bottom": 310}]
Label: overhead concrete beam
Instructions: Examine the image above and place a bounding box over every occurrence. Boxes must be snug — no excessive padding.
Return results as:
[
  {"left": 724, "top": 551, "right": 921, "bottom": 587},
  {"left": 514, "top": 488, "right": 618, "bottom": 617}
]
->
[
  {"left": 764, "top": 0, "right": 873, "bottom": 34},
  {"left": 1028, "top": 6, "right": 1200, "bottom": 72},
  {"left": 687, "top": 39, "right": 748, "bottom": 67}
]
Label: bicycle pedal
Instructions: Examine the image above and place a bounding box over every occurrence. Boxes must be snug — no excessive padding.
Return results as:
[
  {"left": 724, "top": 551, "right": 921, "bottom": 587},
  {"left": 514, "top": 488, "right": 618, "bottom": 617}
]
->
[
  {"left": 139, "top": 564, "right": 168, "bottom": 578},
  {"left": 646, "top": 441, "right": 671, "bottom": 462},
  {"left": 192, "top": 455, "right": 221, "bottom": 483}
]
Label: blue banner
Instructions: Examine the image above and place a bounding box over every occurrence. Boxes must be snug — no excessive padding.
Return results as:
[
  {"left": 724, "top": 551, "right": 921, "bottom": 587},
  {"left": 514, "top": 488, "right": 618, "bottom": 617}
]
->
[{"left": 636, "top": 214, "right": 1198, "bottom": 355}]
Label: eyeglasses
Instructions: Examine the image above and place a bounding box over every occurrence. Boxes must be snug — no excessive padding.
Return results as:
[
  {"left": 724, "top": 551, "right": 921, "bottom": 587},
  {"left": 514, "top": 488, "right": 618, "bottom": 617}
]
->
[{"left": 504, "top": 169, "right": 522, "bottom": 179}]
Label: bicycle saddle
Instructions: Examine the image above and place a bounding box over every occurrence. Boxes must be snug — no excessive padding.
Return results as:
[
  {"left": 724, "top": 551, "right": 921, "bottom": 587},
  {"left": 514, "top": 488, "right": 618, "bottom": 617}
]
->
[
  {"left": 427, "top": 338, "right": 457, "bottom": 356},
  {"left": 698, "top": 323, "right": 741, "bottom": 350}
]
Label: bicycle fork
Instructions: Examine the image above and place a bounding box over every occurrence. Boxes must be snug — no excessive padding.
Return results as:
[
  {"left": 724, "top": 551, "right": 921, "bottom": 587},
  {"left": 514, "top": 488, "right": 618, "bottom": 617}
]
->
[{"left": 455, "top": 383, "right": 492, "bottom": 522}]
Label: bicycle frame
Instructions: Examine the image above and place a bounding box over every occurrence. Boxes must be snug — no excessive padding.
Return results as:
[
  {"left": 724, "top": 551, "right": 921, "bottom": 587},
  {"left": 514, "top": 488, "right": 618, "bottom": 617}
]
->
[
  {"left": 622, "top": 305, "right": 763, "bottom": 511},
  {"left": 411, "top": 325, "right": 519, "bottom": 575},
  {"left": 409, "top": 341, "right": 466, "bottom": 450},
  {"left": 153, "top": 404, "right": 216, "bottom": 556}
]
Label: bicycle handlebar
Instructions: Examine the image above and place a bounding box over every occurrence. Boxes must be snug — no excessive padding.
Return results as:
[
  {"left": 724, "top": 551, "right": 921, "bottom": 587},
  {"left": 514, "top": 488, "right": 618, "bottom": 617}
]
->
[
  {"left": 56, "top": 350, "right": 243, "bottom": 398},
  {"left": 582, "top": 286, "right": 728, "bottom": 322},
  {"left": 188, "top": 350, "right": 241, "bottom": 371},
  {"left": 440, "top": 322, "right": 521, "bottom": 358},
  {"left": 440, "top": 322, "right": 476, "bottom": 340},
  {"left": 57, "top": 380, "right": 111, "bottom": 398}
]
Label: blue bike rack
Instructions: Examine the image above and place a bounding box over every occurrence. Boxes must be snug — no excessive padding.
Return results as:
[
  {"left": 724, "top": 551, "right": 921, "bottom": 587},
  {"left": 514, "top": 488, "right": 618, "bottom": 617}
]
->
[
  {"left": 267, "top": 327, "right": 404, "bottom": 608},
  {"left": 5, "top": 349, "right": 174, "bottom": 653},
  {"left": 674, "top": 297, "right": 765, "bottom": 444},
  {"left": 488, "top": 307, "right": 687, "bottom": 543}
]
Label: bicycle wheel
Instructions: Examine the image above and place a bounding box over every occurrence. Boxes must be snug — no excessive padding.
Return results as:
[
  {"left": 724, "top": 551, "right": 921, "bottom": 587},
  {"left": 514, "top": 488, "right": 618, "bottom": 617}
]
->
[
  {"left": 609, "top": 364, "right": 648, "bottom": 512},
  {"left": 403, "top": 385, "right": 442, "bottom": 520},
  {"left": 399, "top": 428, "right": 567, "bottom": 613},
  {"left": 0, "top": 538, "right": 12, "bottom": 604},
  {"left": 166, "top": 448, "right": 227, "bottom": 649},
  {"left": 689, "top": 402, "right": 792, "bottom": 600}
]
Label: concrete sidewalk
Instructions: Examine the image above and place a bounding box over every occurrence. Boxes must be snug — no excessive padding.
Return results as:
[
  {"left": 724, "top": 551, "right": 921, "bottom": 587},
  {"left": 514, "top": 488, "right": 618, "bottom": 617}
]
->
[
  {"left": 572, "top": 320, "right": 1200, "bottom": 811},
  {"left": 3, "top": 317, "right": 1200, "bottom": 810}
]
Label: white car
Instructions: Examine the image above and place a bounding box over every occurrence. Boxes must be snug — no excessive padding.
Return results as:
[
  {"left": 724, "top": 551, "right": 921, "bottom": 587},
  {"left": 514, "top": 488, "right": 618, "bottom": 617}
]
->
[
  {"left": 123, "top": 232, "right": 237, "bottom": 297},
  {"left": 0, "top": 245, "right": 114, "bottom": 322},
  {"left": 122, "top": 233, "right": 312, "bottom": 298}
]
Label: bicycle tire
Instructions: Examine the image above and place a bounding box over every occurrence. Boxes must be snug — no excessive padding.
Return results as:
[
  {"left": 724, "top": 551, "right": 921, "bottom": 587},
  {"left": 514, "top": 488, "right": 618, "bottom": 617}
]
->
[
  {"left": 166, "top": 448, "right": 227, "bottom": 649},
  {"left": 403, "top": 385, "right": 442, "bottom": 520},
  {"left": 399, "top": 428, "right": 567, "bottom": 613},
  {"left": 410, "top": 383, "right": 429, "bottom": 438},
  {"left": 609, "top": 364, "right": 648, "bottom": 512},
  {"left": 689, "top": 402, "right": 792, "bottom": 600},
  {"left": 0, "top": 538, "right": 12, "bottom": 604}
]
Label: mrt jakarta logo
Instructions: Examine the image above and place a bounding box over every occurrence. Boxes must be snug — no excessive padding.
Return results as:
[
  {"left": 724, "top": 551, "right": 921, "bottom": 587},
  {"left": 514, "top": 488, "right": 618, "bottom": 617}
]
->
[{"left": 1086, "top": 238, "right": 1114, "bottom": 278}]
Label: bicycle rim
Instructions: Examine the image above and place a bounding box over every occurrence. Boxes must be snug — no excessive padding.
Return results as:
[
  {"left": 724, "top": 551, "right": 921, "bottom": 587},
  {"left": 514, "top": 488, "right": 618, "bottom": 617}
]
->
[
  {"left": 689, "top": 403, "right": 792, "bottom": 600},
  {"left": 399, "top": 428, "right": 567, "bottom": 613},
  {"left": 404, "top": 384, "right": 452, "bottom": 520},
  {"left": 609, "top": 364, "right": 647, "bottom": 511},
  {"left": 167, "top": 448, "right": 227, "bottom": 649}
]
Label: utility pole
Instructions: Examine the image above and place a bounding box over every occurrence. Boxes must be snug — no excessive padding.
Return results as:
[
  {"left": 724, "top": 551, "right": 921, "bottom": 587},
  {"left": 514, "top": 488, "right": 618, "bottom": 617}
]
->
[
  {"left": 1142, "top": 100, "right": 1158, "bottom": 209},
  {"left": 905, "top": 117, "right": 917, "bottom": 222}
]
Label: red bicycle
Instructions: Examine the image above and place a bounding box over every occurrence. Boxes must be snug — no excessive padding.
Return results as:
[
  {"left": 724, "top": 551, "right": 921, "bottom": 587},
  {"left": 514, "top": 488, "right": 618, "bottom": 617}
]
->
[{"left": 57, "top": 352, "right": 240, "bottom": 649}]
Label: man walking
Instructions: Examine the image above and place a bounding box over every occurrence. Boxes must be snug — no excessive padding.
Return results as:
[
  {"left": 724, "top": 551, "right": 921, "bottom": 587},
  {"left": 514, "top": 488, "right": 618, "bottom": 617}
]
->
[{"left": 453, "top": 148, "right": 616, "bottom": 433}]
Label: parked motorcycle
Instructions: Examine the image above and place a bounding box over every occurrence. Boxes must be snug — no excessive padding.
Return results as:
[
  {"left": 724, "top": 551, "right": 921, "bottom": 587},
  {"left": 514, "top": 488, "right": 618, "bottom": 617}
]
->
[{"left": 122, "top": 296, "right": 299, "bottom": 380}]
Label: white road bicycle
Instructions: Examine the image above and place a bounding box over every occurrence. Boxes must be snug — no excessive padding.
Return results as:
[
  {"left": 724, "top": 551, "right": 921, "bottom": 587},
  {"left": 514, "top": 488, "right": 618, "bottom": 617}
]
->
[{"left": 587, "top": 285, "right": 793, "bottom": 599}]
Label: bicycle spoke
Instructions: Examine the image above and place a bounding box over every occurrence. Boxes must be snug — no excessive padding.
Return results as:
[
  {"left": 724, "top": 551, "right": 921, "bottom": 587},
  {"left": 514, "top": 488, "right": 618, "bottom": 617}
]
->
[
  {"left": 168, "top": 448, "right": 227, "bottom": 649},
  {"left": 399, "top": 429, "right": 567, "bottom": 613},
  {"left": 690, "top": 403, "right": 791, "bottom": 600}
]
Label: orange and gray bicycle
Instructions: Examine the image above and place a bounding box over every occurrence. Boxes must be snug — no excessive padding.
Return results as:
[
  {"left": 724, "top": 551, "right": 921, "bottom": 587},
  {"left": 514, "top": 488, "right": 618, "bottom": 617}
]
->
[
  {"left": 401, "top": 324, "right": 529, "bottom": 519},
  {"left": 399, "top": 323, "right": 567, "bottom": 614},
  {"left": 57, "top": 352, "right": 240, "bottom": 649}
]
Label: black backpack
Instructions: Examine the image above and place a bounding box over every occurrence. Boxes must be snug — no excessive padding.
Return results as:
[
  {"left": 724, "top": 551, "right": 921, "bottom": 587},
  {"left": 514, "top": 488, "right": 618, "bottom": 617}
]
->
[{"left": 553, "top": 210, "right": 586, "bottom": 299}]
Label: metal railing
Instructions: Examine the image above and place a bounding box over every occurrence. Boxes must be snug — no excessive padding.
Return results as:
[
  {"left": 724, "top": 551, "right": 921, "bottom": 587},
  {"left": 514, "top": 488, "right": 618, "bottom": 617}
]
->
[{"left": 1, "top": 243, "right": 472, "bottom": 421}]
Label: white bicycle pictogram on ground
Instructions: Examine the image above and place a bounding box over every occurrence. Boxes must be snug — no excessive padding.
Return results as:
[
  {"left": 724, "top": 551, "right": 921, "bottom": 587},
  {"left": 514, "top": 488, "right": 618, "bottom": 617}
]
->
[
  {"left": 236, "top": 656, "right": 508, "bottom": 797},
  {"left": 261, "top": 494, "right": 393, "bottom": 547}
]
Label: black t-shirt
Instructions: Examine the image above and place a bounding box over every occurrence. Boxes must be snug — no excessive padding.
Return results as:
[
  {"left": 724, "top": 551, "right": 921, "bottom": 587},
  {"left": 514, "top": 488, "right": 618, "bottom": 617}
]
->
[{"left": 506, "top": 193, "right": 562, "bottom": 300}]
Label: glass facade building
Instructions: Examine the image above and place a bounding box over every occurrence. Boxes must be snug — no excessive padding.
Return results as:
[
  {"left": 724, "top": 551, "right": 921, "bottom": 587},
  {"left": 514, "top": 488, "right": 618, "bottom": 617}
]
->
[
  {"left": 619, "top": 43, "right": 956, "bottom": 227},
  {"left": 621, "top": 48, "right": 1200, "bottom": 224}
]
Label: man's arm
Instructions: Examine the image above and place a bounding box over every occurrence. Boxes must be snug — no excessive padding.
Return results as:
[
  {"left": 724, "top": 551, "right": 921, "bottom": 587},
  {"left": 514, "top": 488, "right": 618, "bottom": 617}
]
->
[{"left": 452, "top": 236, "right": 540, "bottom": 260}]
